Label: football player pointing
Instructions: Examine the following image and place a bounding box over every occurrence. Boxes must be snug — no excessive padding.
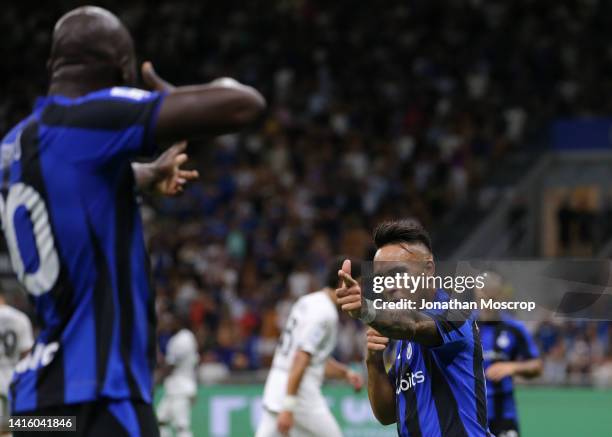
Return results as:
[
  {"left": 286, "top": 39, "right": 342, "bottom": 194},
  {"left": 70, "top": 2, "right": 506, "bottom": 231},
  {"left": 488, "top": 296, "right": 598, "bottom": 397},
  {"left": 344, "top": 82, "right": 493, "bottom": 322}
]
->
[{"left": 337, "top": 220, "right": 491, "bottom": 437}]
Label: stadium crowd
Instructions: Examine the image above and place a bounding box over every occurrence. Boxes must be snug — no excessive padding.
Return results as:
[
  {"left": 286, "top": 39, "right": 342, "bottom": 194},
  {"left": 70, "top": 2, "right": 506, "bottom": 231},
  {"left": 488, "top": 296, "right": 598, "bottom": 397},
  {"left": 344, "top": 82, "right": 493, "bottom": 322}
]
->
[{"left": 2, "top": 1, "right": 611, "bottom": 385}]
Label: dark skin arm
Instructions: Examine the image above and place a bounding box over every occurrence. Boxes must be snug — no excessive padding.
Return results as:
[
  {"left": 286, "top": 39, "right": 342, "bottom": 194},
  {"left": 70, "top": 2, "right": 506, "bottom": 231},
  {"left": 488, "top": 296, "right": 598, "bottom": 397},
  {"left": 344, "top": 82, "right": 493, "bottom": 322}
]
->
[
  {"left": 132, "top": 141, "right": 199, "bottom": 195},
  {"left": 336, "top": 260, "right": 442, "bottom": 347},
  {"left": 369, "top": 312, "right": 441, "bottom": 347},
  {"left": 141, "top": 63, "right": 266, "bottom": 144}
]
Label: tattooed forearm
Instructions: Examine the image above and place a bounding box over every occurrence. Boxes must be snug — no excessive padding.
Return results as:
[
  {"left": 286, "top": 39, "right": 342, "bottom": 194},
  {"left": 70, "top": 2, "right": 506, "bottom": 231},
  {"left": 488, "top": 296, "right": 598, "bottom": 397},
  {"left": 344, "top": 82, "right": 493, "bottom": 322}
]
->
[
  {"left": 368, "top": 306, "right": 441, "bottom": 346},
  {"left": 369, "top": 309, "right": 418, "bottom": 340}
]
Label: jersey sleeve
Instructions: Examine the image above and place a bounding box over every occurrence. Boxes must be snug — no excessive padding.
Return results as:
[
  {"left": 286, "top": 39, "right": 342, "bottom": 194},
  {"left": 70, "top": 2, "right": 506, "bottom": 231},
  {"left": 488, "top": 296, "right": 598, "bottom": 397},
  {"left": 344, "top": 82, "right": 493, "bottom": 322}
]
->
[
  {"left": 511, "top": 322, "right": 540, "bottom": 360},
  {"left": 296, "top": 315, "right": 330, "bottom": 355},
  {"left": 424, "top": 310, "right": 472, "bottom": 359},
  {"left": 41, "top": 87, "right": 166, "bottom": 165}
]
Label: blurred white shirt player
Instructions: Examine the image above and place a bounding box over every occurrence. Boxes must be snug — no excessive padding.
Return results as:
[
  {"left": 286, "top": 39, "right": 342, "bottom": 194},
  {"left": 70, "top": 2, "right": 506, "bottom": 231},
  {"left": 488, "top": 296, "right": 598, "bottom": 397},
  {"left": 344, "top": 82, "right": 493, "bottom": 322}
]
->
[
  {"left": 257, "top": 258, "right": 363, "bottom": 437},
  {"left": 0, "top": 293, "right": 33, "bottom": 424},
  {"left": 157, "top": 314, "right": 199, "bottom": 437}
]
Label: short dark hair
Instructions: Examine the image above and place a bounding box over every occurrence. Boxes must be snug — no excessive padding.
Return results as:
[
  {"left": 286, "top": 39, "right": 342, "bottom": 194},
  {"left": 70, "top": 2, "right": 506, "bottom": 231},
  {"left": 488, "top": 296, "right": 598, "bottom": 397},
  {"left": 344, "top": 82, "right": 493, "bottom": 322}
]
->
[
  {"left": 373, "top": 219, "right": 432, "bottom": 253},
  {"left": 325, "top": 256, "right": 361, "bottom": 288}
]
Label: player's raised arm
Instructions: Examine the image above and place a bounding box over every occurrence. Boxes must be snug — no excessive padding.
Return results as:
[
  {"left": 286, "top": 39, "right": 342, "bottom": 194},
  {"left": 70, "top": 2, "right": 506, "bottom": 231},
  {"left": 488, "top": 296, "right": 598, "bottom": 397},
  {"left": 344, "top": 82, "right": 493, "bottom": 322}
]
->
[
  {"left": 336, "top": 260, "right": 442, "bottom": 347},
  {"left": 142, "top": 62, "right": 266, "bottom": 143}
]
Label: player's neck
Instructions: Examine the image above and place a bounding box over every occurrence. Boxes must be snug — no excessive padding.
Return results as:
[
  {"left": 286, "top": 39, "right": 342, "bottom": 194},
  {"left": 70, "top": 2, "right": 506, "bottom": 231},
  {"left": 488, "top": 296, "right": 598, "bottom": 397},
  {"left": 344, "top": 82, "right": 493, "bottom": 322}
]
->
[
  {"left": 48, "top": 81, "right": 105, "bottom": 98},
  {"left": 48, "top": 74, "right": 122, "bottom": 98}
]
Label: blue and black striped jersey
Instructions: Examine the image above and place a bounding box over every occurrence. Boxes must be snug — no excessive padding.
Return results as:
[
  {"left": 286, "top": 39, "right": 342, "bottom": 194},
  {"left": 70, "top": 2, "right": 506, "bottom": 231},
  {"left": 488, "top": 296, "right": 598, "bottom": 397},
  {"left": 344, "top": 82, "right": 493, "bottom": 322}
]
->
[
  {"left": 0, "top": 87, "right": 165, "bottom": 412},
  {"left": 388, "top": 290, "right": 490, "bottom": 437},
  {"left": 480, "top": 316, "right": 539, "bottom": 421}
]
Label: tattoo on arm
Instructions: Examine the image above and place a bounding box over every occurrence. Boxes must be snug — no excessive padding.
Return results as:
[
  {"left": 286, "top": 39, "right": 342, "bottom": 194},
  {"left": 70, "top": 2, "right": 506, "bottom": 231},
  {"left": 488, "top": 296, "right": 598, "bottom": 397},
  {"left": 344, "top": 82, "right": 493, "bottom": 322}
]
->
[
  {"left": 370, "top": 308, "right": 441, "bottom": 346},
  {"left": 370, "top": 309, "right": 417, "bottom": 340}
]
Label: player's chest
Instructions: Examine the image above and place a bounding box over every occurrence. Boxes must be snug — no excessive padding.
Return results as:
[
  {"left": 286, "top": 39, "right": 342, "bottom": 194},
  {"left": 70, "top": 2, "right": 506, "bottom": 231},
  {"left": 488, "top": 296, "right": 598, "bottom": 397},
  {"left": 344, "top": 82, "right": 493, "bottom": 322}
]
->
[
  {"left": 481, "top": 327, "right": 516, "bottom": 361},
  {"left": 395, "top": 341, "right": 425, "bottom": 375}
]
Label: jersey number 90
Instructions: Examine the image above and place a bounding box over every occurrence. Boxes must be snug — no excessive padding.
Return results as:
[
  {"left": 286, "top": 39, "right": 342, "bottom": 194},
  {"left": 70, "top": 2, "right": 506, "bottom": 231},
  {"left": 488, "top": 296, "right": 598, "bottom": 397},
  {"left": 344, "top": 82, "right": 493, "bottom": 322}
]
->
[{"left": 0, "top": 183, "right": 59, "bottom": 296}]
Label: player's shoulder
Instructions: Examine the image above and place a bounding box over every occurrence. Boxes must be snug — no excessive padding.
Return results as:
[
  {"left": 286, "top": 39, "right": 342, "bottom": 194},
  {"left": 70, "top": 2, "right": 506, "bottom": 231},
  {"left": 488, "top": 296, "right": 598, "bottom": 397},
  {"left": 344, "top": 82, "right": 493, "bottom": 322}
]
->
[
  {"left": 297, "top": 291, "right": 336, "bottom": 319},
  {"left": 38, "top": 87, "right": 162, "bottom": 129},
  {"left": 500, "top": 313, "right": 527, "bottom": 330},
  {"left": 500, "top": 313, "right": 529, "bottom": 333},
  {"left": 57, "top": 87, "right": 156, "bottom": 104},
  {"left": 92, "top": 87, "right": 157, "bottom": 102},
  {"left": 1, "top": 116, "right": 34, "bottom": 146},
  {"left": 0, "top": 304, "right": 29, "bottom": 322},
  {"left": 294, "top": 291, "right": 317, "bottom": 307}
]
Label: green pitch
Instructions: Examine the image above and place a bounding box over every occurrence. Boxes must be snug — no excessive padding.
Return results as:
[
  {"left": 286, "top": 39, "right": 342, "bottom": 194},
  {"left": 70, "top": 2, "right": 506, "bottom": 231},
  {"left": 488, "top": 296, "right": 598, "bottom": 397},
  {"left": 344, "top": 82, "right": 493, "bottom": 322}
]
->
[
  {"left": 155, "top": 385, "right": 612, "bottom": 436},
  {"left": 517, "top": 387, "right": 612, "bottom": 437}
]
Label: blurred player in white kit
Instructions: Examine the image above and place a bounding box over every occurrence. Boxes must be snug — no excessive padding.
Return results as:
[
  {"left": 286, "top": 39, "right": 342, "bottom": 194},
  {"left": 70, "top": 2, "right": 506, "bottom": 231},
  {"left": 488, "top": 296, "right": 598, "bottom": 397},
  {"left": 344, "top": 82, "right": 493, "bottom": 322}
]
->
[
  {"left": 156, "top": 314, "right": 199, "bottom": 437},
  {"left": 256, "top": 258, "right": 364, "bottom": 437},
  {"left": 0, "top": 292, "right": 33, "bottom": 431}
]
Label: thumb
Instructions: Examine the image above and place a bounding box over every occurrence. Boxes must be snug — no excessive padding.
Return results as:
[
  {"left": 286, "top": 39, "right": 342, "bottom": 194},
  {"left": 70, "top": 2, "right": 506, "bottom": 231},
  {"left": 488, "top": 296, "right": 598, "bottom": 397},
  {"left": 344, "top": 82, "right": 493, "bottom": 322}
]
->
[
  {"left": 166, "top": 141, "right": 187, "bottom": 157},
  {"left": 342, "top": 259, "right": 351, "bottom": 277},
  {"left": 141, "top": 61, "right": 174, "bottom": 92},
  {"left": 339, "top": 259, "right": 355, "bottom": 287}
]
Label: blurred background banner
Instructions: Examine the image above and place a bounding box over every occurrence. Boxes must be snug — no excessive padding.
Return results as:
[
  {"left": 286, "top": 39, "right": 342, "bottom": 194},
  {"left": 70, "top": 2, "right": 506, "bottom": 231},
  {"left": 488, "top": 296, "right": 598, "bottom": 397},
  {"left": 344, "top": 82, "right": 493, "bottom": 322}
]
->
[
  {"left": 155, "top": 385, "right": 396, "bottom": 437},
  {"left": 154, "top": 385, "right": 612, "bottom": 437},
  {"left": 552, "top": 119, "right": 612, "bottom": 150}
]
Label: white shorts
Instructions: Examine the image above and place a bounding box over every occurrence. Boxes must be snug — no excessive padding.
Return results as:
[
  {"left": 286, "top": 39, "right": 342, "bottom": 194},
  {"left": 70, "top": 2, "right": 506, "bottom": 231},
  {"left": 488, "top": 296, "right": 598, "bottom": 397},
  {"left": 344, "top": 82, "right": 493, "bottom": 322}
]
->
[
  {"left": 157, "top": 394, "right": 193, "bottom": 437},
  {"left": 255, "top": 405, "right": 342, "bottom": 437}
]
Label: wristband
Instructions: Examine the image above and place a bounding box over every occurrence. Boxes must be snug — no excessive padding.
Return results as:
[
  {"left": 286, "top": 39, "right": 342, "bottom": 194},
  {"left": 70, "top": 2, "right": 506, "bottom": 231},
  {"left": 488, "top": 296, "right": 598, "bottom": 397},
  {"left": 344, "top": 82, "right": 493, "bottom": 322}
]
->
[
  {"left": 359, "top": 299, "right": 377, "bottom": 324},
  {"left": 281, "top": 395, "right": 298, "bottom": 412}
]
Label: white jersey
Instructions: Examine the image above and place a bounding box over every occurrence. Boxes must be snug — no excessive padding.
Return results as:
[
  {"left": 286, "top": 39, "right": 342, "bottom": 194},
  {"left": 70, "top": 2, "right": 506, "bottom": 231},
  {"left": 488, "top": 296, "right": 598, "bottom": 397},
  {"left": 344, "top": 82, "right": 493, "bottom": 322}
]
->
[
  {"left": 262, "top": 290, "right": 338, "bottom": 412},
  {"left": 0, "top": 305, "right": 33, "bottom": 395},
  {"left": 163, "top": 329, "right": 199, "bottom": 397}
]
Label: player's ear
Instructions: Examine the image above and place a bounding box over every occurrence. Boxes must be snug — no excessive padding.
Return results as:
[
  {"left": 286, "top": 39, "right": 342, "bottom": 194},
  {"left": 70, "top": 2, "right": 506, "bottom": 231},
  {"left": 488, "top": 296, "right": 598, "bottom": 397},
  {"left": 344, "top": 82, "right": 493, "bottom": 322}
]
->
[
  {"left": 121, "top": 57, "right": 137, "bottom": 87},
  {"left": 425, "top": 259, "right": 435, "bottom": 276}
]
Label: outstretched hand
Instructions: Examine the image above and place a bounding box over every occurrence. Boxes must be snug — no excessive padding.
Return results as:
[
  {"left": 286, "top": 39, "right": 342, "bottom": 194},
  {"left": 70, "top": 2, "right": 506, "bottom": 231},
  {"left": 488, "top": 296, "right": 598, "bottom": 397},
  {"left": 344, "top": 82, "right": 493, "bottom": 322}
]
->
[
  {"left": 150, "top": 142, "right": 199, "bottom": 196},
  {"left": 336, "top": 259, "right": 364, "bottom": 319}
]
